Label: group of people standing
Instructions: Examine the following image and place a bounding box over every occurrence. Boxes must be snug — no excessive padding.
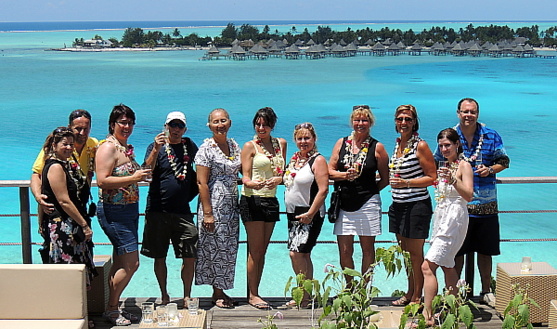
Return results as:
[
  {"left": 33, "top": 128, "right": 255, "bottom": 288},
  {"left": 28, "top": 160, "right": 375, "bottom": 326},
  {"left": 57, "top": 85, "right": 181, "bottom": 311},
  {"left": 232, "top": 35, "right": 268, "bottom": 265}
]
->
[{"left": 30, "top": 98, "right": 509, "bottom": 327}]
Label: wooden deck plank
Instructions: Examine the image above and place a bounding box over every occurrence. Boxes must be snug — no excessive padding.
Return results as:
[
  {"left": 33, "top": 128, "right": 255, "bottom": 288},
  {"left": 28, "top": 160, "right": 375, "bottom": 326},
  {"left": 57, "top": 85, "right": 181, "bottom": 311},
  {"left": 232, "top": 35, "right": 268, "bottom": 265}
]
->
[{"left": 89, "top": 297, "right": 510, "bottom": 329}]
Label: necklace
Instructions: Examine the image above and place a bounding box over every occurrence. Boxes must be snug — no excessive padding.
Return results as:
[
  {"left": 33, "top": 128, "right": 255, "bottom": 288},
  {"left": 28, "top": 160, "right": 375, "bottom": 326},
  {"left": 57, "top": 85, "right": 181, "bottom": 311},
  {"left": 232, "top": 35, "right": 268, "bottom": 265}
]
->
[
  {"left": 107, "top": 135, "right": 135, "bottom": 158},
  {"left": 342, "top": 132, "right": 371, "bottom": 179},
  {"left": 165, "top": 139, "right": 190, "bottom": 181},
  {"left": 456, "top": 125, "right": 484, "bottom": 163},
  {"left": 51, "top": 156, "right": 86, "bottom": 201},
  {"left": 283, "top": 150, "right": 317, "bottom": 188},
  {"left": 254, "top": 136, "right": 284, "bottom": 176},
  {"left": 389, "top": 132, "right": 420, "bottom": 175},
  {"left": 206, "top": 137, "right": 240, "bottom": 161}
]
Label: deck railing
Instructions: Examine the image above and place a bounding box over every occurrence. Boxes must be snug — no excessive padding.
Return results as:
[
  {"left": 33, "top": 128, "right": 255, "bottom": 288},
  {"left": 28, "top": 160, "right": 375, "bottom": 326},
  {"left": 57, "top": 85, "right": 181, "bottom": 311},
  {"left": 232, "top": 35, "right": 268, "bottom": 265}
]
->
[{"left": 2, "top": 176, "right": 557, "bottom": 296}]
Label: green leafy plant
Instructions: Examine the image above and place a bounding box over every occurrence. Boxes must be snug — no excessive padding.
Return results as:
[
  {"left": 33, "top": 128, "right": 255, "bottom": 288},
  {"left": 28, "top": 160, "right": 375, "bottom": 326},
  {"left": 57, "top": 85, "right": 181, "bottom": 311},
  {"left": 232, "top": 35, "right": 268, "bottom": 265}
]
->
[
  {"left": 501, "top": 284, "right": 539, "bottom": 329},
  {"left": 281, "top": 245, "right": 409, "bottom": 329},
  {"left": 400, "top": 281, "right": 477, "bottom": 329}
]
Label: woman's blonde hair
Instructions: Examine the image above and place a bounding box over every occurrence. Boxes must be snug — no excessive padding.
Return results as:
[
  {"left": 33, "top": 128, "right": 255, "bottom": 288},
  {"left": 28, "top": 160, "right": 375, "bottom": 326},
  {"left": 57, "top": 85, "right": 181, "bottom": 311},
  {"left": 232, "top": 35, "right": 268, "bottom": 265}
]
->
[{"left": 350, "top": 105, "right": 375, "bottom": 127}]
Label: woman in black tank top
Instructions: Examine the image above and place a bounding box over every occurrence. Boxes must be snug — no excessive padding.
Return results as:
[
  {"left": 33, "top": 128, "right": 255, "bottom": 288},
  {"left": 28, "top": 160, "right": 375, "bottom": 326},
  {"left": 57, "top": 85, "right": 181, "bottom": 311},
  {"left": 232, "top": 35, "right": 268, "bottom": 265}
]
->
[{"left": 328, "top": 106, "right": 390, "bottom": 284}]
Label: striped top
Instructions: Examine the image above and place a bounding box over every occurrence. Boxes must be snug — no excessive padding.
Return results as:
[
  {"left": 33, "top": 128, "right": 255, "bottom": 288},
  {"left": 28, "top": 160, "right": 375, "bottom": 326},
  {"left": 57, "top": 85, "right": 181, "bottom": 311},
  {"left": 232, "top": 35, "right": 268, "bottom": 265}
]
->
[{"left": 390, "top": 138, "right": 430, "bottom": 203}]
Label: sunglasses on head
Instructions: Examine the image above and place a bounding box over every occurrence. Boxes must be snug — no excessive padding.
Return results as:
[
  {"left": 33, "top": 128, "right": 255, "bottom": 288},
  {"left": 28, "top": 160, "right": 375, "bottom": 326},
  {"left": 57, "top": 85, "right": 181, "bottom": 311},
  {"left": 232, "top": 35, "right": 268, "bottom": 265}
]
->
[
  {"left": 168, "top": 122, "right": 186, "bottom": 129},
  {"left": 54, "top": 127, "right": 72, "bottom": 134},
  {"left": 295, "top": 122, "right": 314, "bottom": 130},
  {"left": 352, "top": 105, "right": 370, "bottom": 110}
]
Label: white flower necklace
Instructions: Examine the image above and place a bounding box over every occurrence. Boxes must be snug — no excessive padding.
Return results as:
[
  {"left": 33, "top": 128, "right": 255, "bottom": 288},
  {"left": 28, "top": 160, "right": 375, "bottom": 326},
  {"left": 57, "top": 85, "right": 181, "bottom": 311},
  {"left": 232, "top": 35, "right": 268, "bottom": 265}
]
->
[
  {"left": 389, "top": 132, "right": 420, "bottom": 175},
  {"left": 206, "top": 137, "right": 240, "bottom": 161},
  {"left": 454, "top": 123, "right": 484, "bottom": 163},
  {"left": 165, "top": 140, "right": 190, "bottom": 181},
  {"left": 342, "top": 132, "right": 371, "bottom": 179},
  {"left": 283, "top": 150, "right": 318, "bottom": 188},
  {"left": 254, "top": 136, "right": 284, "bottom": 176}
]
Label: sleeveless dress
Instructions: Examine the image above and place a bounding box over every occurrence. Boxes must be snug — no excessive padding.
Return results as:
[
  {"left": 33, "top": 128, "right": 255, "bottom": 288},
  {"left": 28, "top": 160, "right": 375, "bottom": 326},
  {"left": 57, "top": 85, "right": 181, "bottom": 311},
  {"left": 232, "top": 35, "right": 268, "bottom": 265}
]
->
[
  {"left": 42, "top": 158, "right": 97, "bottom": 285},
  {"left": 425, "top": 182, "right": 469, "bottom": 268}
]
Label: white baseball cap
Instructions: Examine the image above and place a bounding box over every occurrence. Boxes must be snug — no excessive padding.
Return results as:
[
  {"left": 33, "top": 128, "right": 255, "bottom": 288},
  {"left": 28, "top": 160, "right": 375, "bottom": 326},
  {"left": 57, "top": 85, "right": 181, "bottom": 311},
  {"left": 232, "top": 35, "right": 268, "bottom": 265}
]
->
[{"left": 165, "top": 111, "right": 186, "bottom": 125}]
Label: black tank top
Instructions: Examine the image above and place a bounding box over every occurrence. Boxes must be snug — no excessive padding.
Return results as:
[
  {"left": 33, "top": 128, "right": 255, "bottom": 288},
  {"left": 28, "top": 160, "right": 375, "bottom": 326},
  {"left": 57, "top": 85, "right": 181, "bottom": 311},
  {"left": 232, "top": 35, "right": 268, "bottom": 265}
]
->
[{"left": 335, "top": 137, "right": 379, "bottom": 212}]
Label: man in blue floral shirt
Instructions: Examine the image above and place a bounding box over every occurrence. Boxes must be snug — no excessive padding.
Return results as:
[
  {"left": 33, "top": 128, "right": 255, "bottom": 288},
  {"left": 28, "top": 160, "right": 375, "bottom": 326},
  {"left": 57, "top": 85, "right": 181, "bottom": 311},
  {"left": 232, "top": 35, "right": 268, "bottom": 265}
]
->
[{"left": 435, "top": 98, "right": 510, "bottom": 306}]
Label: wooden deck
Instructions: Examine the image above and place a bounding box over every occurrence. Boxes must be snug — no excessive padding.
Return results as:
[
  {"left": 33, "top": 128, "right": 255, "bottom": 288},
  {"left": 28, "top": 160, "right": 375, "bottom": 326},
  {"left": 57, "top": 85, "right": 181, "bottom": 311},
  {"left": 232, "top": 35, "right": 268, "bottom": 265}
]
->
[{"left": 89, "top": 296, "right": 510, "bottom": 329}]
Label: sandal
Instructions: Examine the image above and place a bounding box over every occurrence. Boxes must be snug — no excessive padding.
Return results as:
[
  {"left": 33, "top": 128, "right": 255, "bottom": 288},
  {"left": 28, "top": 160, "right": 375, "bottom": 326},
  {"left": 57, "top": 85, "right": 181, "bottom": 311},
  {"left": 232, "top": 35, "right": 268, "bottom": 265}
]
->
[
  {"left": 103, "top": 310, "right": 131, "bottom": 326},
  {"left": 392, "top": 296, "right": 410, "bottom": 306},
  {"left": 212, "top": 298, "right": 234, "bottom": 309},
  {"left": 120, "top": 309, "right": 139, "bottom": 322}
]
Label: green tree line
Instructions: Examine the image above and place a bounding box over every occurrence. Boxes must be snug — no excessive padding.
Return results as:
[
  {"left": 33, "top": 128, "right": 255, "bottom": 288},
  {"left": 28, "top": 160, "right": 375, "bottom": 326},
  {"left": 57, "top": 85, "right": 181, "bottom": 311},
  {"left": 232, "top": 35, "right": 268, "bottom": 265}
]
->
[{"left": 73, "top": 23, "right": 557, "bottom": 48}]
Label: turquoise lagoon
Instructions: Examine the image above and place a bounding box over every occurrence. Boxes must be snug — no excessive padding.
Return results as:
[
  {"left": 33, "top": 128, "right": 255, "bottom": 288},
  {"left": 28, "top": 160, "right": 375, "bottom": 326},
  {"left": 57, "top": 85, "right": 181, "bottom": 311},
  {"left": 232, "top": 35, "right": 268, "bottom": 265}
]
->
[{"left": 0, "top": 21, "right": 556, "bottom": 298}]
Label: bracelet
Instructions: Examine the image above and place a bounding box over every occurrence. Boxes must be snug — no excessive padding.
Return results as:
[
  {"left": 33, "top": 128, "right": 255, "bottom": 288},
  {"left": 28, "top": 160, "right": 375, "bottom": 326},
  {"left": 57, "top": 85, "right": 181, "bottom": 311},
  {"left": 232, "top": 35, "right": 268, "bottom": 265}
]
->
[
  {"left": 81, "top": 224, "right": 89, "bottom": 229},
  {"left": 406, "top": 179, "right": 411, "bottom": 188},
  {"left": 203, "top": 212, "right": 213, "bottom": 216}
]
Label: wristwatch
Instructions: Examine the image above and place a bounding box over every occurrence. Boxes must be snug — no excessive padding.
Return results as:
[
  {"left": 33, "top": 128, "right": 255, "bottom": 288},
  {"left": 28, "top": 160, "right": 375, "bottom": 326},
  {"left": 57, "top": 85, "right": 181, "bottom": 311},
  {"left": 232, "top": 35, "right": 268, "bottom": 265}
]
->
[{"left": 488, "top": 167, "right": 495, "bottom": 174}]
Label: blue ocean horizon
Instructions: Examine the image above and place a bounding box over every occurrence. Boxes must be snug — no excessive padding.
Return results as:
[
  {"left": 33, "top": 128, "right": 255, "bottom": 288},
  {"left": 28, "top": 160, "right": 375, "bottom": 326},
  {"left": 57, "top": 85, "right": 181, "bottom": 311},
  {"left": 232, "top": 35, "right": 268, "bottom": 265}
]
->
[{"left": 0, "top": 20, "right": 556, "bottom": 298}]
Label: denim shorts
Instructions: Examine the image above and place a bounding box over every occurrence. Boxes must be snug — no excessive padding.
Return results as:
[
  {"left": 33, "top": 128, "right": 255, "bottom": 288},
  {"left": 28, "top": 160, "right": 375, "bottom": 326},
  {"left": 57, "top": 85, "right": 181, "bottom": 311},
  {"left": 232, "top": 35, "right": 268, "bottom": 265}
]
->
[{"left": 97, "top": 202, "right": 139, "bottom": 255}]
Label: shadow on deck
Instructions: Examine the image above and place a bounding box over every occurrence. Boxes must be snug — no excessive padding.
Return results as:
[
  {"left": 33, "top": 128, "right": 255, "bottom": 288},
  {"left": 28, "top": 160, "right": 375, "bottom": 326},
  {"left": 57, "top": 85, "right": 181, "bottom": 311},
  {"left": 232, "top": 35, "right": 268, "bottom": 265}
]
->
[{"left": 89, "top": 296, "right": 506, "bottom": 329}]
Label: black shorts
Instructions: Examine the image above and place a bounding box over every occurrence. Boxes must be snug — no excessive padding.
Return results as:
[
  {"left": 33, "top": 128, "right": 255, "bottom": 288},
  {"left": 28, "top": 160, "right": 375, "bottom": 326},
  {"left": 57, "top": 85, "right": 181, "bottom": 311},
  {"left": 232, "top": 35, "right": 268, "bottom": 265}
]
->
[
  {"left": 388, "top": 198, "right": 433, "bottom": 239},
  {"left": 240, "top": 195, "right": 280, "bottom": 223},
  {"left": 140, "top": 212, "right": 198, "bottom": 259},
  {"left": 287, "top": 215, "right": 324, "bottom": 253},
  {"left": 456, "top": 215, "right": 500, "bottom": 256}
]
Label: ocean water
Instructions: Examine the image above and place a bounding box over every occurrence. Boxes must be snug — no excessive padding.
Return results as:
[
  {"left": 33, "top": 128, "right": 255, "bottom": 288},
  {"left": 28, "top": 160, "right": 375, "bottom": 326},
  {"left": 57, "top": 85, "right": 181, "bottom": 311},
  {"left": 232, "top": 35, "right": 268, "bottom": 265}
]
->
[{"left": 1, "top": 20, "right": 556, "bottom": 299}]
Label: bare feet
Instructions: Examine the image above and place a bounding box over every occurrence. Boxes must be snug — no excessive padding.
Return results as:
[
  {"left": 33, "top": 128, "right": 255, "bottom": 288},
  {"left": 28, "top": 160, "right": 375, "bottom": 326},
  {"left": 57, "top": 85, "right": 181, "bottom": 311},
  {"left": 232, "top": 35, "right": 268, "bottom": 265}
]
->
[{"left": 161, "top": 293, "right": 170, "bottom": 305}]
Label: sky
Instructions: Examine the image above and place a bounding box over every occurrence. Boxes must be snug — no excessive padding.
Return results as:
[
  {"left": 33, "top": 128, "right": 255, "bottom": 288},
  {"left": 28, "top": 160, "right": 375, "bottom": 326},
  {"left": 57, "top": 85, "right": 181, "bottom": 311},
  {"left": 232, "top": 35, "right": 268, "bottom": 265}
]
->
[{"left": 1, "top": 0, "right": 557, "bottom": 22}]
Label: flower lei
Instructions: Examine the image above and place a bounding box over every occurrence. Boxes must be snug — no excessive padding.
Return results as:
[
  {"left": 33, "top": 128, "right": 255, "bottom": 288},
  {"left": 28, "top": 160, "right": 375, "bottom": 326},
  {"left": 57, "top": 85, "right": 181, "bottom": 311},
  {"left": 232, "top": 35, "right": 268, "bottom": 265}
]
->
[
  {"left": 165, "top": 139, "right": 190, "bottom": 181},
  {"left": 283, "top": 150, "right": 317, "bottom": 188},
  {"left": 108, "top": 135, "right": 135, "bottom": 158},
  {"left": 433, "top": 160, "right": 459, "bottom": 205},
  {"left": 454, "top": 124, "right": 484, "bottom": 163},
  {"left": 206, "top": 137, "right": 240, "bottom": 161},
  {"left": 254, "top": 136, "right": 284, "bottom": 176},
  {"left": 389, "top": 132, "right": 420, "bottom": 176},
  {"left": 342, "top": 132, "right": 371, "bottom": 179}
]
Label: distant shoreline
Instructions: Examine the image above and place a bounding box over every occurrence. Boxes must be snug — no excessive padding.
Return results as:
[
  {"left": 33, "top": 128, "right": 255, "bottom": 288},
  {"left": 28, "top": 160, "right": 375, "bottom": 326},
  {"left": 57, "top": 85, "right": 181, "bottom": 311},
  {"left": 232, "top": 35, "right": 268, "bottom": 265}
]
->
[
  {"left": 48, "top": 46, "right": 210, "bottom": 52},
  {"left": 48, "top": 46, "right": 556, "bottom": 52}
]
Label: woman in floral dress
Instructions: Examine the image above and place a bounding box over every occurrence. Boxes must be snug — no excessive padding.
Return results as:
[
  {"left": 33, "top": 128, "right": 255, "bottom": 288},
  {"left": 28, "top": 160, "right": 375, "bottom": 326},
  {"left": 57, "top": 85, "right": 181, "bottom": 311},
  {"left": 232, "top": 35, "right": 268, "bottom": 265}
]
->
[
  {"left": 42, "top": 126, "right": 97, "bottom": 285},
  {"left": 195, "top": 108, "right": 242, "bottom": 309}
]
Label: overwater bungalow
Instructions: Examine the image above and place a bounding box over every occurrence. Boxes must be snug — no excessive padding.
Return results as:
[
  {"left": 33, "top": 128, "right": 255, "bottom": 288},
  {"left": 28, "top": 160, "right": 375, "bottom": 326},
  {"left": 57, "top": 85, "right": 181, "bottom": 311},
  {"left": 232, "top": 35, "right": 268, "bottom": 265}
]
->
[
  {"left": 386, "top": 42, "right": 402, "bottom": 56},
  {"left": 468, "top": 43, "right": 482, "bottom": 57},
  {"left": 229, "top": 44, "right": 246, "bottom": 60},
  {"left": 409, "top": 43, "right": 423, "bottom": 56},
  {"left": 248, "top": 44, "right": 268, "bottom": 59},
  {"left": 284, "top": 44, "right": 301, "bottom": 59},
  {"left": 371, "top": 41, "right": 386, "bottom": 56}
]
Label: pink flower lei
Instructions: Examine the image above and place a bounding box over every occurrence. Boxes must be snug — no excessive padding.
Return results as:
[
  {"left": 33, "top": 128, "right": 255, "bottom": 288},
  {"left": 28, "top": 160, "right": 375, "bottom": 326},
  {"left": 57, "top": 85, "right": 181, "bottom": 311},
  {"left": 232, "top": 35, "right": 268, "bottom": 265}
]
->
[
  {"left": 254, "top": 136, "right": 284, "bottom": 176},
  {"left": 283, "top": 150, "right": 317, "bottom": 188}
]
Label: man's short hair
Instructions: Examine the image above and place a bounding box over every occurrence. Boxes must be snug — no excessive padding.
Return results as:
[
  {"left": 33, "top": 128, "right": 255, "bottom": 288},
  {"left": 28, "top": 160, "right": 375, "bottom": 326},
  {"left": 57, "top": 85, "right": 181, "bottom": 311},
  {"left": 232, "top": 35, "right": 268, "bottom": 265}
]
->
[
  {"left": 69, "top": 109, "right": 92, "bottom": 125},
  {"left": 457, "top": 98, "right": 480, "bottom": 112}
]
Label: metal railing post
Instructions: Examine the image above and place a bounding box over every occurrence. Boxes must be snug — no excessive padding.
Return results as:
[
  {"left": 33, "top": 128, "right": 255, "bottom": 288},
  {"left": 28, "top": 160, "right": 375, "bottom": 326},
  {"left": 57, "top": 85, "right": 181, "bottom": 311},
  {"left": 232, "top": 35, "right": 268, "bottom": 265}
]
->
[
  {"left": 19, "top": 186, "right": 32, "bottom": 264},
  {"left": 465, "top": 252, "right": 475, "bottom": 298}
]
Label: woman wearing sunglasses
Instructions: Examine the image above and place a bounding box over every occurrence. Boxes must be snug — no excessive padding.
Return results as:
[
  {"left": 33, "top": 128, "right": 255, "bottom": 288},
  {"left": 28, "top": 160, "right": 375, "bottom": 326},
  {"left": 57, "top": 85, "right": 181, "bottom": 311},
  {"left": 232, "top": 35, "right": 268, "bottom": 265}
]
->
[{"left": 388, "top": 104, "right": 436, "bottom": 307}]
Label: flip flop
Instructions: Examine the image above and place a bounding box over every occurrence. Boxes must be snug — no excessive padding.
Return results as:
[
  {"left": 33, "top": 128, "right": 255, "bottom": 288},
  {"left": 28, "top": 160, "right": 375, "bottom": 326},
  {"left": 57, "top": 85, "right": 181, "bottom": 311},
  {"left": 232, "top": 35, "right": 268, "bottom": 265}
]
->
[
  {"left": 120, "top": 309, "right": 139, "bottom": 322},
  {"left": 212, "top": 298, "right": 234, "bottom": 309},
  {"left": 102, "top": 310, "right": 131, "bottom": 326},
  {"left": 250, "top": 302, "right": 272, "bottom": 310},
  {"left": 392, "top": 296, "right": 410, "bottom": 306}
]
